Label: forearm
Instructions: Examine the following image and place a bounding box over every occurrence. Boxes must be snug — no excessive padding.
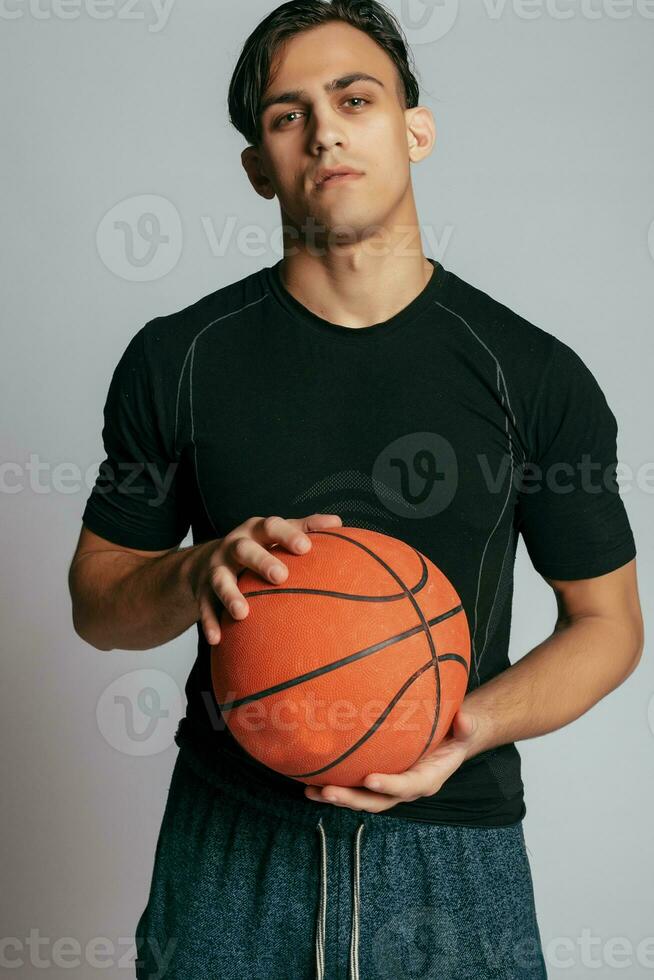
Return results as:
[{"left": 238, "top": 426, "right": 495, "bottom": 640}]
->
[
  {"left": 461, "top": 615, "right": 643, "bottom": 761},
  {"left": 70, "top": 542, "right": 213, "bottom": 651}
]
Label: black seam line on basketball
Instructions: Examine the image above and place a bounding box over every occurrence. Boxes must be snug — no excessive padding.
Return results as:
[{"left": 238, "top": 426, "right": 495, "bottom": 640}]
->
[
  {"left": 286, "top": 655, "right": 462, "bottom": 779},
  {"left": 242, "top": 552, "right": 429, "bottom": 602},
  {"left": 226, "top": 529, "right": 448, "bottom": 768},
  {"left": 437, "top": 652, "right": 469, "bottom": 670},
  {"left": 305, "top": 531, "right": 442, "bottom": 766},
  {"left": 217, "top": 605, "right": 464, "bottom": 712}
]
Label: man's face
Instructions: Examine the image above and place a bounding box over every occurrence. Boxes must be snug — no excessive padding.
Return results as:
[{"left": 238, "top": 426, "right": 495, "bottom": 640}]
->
[{"left": 252, "top": 20, "right": 420, "bottom": 245}]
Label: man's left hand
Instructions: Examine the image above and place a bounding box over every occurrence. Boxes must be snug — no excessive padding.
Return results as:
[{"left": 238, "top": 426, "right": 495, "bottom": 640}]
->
[{"left": 303, "top": 708, "right": 482, "bottom": 813}]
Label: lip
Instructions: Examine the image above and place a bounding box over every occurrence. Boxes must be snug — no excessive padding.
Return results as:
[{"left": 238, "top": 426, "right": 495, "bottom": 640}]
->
[{"left": 315, "top": 173, "right": 363, "bottom": 189}]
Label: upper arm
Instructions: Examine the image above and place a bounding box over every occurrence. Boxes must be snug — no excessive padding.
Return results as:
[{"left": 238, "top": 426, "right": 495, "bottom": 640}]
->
[
  {"left": 70, "top": 525, "right": 179, "bottom": 567},
  {"left": 514, "top": 338, "right": 642, "bottom": 662},
  {"left": 515, "top": 338, "right": 636, "bottom": 582},
  {"left": 68, "top": 525, "right": 180, "bottom": 608},
  {"left": 79, "top": 324, "right": 190, "bottom": 553},
  {"left": 68, "top": 525, "right": 182, "bottom": 646},
  {"left": 545, "top": 558, "right": 644, "bottom": 659}
]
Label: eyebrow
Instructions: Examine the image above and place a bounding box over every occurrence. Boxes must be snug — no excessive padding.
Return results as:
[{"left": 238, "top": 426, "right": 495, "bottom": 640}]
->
[{"left": 259, "top": 72, "right": 385, "bottom": 116}]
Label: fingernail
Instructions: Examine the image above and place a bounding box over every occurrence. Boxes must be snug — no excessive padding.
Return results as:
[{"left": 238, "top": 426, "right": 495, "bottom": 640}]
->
[
  {"left": 230, "top": 600, "right": 247, "bottom": 617},
  {"left": 296, "top": 538, "right": 310, "bottom": 553}
]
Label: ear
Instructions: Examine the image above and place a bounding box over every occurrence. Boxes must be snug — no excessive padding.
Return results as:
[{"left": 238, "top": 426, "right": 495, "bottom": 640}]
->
[
  {"left": 405, "top": 106, "right": 436, "bottom": 163},
  {"left": 241, "top": 145, "right": 277, "bottom": 200}
]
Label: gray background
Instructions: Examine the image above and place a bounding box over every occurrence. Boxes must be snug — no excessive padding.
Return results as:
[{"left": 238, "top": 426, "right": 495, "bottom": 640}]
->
[{"left": 2, "top": 0, "right": 653, "bottom": 976}]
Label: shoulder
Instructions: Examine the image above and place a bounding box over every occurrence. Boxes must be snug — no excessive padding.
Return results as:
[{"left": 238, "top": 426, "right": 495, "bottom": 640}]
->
[
  {"left": 435, "top": 264, "right": 620, "bottom": 466},
  {"left": 438, "top": 265, "right": 561, "bottom": 365},
  {"left": 114, "top": 265, "right": 269, "bottom": 451},
  {"left": 438, "top": 263, "right": 609, "bottom": 400},
  {"left": 137, "top": 264, "right": 269, "bottom": 367}
]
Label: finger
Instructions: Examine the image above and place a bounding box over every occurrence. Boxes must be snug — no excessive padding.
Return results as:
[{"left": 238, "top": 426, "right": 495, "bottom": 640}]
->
[
  {"left": 224, "top": 533, "right": 290, "bottom": 588},
  {"left": 364, "top": 746, "right": 466, "bottom": 798},
  {"left": 199, "top": 589, "right": 223, "bottom": 645},
  {"left": 306, "top": 785, "right": 403, "bottom": 813},
  {"left": 302, "top": 513, "right": 343, "bottom": 529},
  {"left": 218, "top": 514, "right": 345, "bottom": 615},
  {"left": 254, "top": 513, "right": 343, "bottom": 555},
  {"left": 208, "top": 562, "right": 251, "bottom": 619},
  {"left": 251, "top": 515, "right": 314, "bottom": 557},
  {"left": 362, "top": 771, "right": 424, "bottom": 798}
]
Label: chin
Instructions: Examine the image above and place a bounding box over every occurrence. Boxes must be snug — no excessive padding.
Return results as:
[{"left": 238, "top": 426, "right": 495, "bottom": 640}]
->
[{"left": 309, "top": 204, "right": 381, "bottom": 238}]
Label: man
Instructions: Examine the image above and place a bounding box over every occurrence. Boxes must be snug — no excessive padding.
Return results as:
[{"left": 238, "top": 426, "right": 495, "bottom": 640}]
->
[{"left": 69, "top": 1, "right": 644, "bottom": 978}]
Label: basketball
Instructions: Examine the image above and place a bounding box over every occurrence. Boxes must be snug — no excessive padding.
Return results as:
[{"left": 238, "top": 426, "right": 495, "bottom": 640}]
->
[{"left": 210, "top": 527, "right": 471, "bottom": 787}]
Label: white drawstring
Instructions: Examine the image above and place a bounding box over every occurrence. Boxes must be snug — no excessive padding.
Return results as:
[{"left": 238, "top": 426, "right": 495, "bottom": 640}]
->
[
  {"left": 349, "top": 822, "right": 365, "bottom": 980},
  {"left": 315, "top": 817, "right": 327, "bottom": 980},
  {"left": 315, "top": 816, "right": 366, "bottom": 980}
]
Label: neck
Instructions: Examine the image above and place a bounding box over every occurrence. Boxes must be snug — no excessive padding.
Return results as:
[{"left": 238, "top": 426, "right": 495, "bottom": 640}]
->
[{"left": 277, "top": 197, "right": 434, "bottom": 329}]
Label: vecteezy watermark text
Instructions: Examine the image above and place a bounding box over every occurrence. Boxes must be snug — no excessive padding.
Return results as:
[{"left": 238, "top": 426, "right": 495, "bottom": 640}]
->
[
  {"left": 386, "top": 0, "right": 654, "bottom": 46},
  {"left": 0, "top": 931, "right": 177, "bottom": 974},
  {"left": 96, "top": 193, "right": 455, "bottom": 282},
  {"left": 2, "top": 452, "right": 652, "bottom": 505},
  {"left": 0, "top": 0, "right": 175, "bottom": 32}
]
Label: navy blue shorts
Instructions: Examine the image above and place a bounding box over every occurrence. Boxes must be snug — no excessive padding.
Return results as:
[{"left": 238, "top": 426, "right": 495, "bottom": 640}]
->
[{"left": 135, "top": 743, "right": 548, "bottom": 979}]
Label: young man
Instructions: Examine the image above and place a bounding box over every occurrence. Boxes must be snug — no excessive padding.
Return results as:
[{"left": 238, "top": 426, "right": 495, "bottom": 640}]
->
[{"left": 69, "top": 1, "right": 644, "bottom": 977}]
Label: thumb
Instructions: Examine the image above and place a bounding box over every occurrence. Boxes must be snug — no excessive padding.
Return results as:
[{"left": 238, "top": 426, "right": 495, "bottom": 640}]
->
[{"left": 450, "top": 707, "right": 478, "bottom": 742}]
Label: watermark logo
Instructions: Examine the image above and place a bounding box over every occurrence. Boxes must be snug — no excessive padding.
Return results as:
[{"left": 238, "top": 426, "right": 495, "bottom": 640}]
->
[
  {"left": 96, "top": 668, "right": 183, "bottom": 756},
  {"left": 371, "top": 906, "right": 460, "bottom": 979},
  {"left": 96, "top": 194, "right": 182, "bottom": 282},
  {"left": 387, "top": 0, "right": 460, "bottom": 44},
  {"left": 373, "top": 432, "right": 459, "bottom": 519}
]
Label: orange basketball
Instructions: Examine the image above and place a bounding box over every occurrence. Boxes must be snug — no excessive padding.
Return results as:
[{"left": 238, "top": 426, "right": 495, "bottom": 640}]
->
[{"left": 210, "top": 527, "right": 471, "bottom": 788}]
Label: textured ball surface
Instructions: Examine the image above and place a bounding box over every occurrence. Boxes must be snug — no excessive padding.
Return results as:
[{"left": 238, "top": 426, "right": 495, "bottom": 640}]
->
[{"left": 211, "top": 527, "right": 470, "bottom": 787}]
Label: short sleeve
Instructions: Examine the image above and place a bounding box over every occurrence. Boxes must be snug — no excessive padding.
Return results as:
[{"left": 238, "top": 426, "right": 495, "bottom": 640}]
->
[
  {"left": 515, "top": 340, "right": 636, "bottom": 580},
  {"left": 81, "top": 326, "right": 190, "bottom": 550}
]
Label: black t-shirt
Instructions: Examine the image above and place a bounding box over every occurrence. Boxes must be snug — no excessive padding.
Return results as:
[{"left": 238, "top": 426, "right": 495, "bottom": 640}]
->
[{"left": 81, "top": 257, "right": 636, "bottom": 827}]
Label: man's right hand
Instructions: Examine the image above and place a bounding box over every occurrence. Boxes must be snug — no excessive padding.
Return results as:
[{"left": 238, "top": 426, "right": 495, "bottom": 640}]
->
[{"left": 186, "top": 513, "right": 343, "bottom": 645}]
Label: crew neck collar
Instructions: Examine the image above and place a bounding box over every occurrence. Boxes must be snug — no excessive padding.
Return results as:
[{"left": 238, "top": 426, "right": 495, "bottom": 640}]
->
[{"left": 263, "top": 256, "right": 449, "bottom": 342}]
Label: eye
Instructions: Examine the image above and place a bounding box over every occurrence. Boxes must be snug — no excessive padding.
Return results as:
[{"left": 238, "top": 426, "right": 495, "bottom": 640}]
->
[
  {"left": 276, "top": 110, "right": 303, "bottom": 128},
  {"left": 274, "top": 96, "right": 370, "bottom": 129}
]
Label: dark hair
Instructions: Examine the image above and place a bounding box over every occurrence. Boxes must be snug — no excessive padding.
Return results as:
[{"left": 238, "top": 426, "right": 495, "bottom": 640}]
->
[{"left": 228, "top": 0, "right": 421, "bottom": 147}]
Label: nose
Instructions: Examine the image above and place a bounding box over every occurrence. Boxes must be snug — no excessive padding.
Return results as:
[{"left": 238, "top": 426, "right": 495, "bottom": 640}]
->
[{"left": 308, "top": 103, "right": 348, "bottom": 155}]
